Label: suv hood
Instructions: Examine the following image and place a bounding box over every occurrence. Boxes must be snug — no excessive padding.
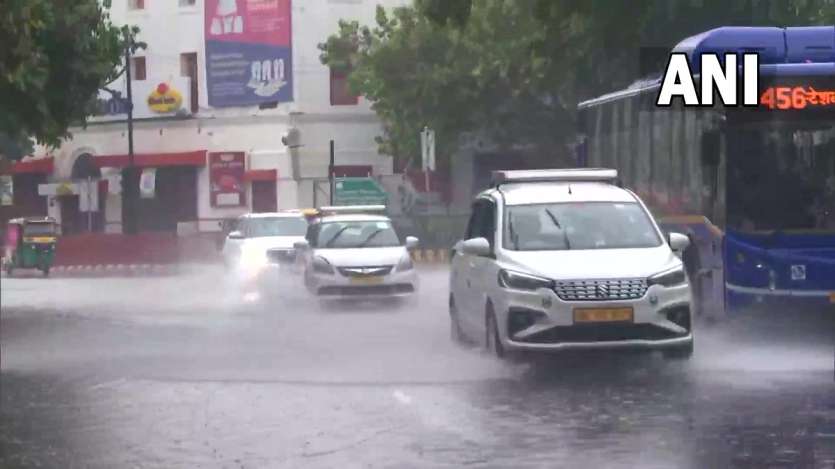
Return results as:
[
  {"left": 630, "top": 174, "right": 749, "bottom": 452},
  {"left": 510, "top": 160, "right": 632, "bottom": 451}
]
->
[
  {"left": 502, "top": 245, "right": 682, "bottom": 280},
  {"left": 315, "top": 247, "right": 407, "bottom": 267}
]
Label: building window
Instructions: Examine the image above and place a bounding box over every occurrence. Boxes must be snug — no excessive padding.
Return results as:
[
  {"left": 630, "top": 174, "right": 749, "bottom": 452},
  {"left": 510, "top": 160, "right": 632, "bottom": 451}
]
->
[
  {"left": 178, "top": 0, "right": 196, "bottom": 6},
  {"left": 128, "top": 0, "right": 145, "bottom": 10},
  {"left": 180, "top": 52, "right": 199, "bottom": 113},
  {"left": 330, "top": 67, "right": 359, "bottom": 106},
  {"left": 131, "top": 57, "right": 146, "bottom": 81}
]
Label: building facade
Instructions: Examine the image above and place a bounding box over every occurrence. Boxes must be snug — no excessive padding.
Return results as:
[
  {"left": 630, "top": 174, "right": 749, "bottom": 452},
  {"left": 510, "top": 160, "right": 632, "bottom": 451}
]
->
[{"left": 14, "top": 0, "right": 405, "bottom": 236}]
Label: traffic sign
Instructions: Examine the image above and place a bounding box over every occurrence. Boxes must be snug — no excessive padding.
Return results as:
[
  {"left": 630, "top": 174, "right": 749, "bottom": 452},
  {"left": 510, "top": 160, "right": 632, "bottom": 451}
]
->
[{"left": 332, "top": 177, "right": 388, "bottom": 206}]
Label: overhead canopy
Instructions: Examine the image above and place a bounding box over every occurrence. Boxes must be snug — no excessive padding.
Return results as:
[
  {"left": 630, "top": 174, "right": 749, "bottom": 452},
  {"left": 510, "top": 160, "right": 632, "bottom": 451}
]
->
[
  {"left": 0, "top": 157, "right": 54, "bottom": 175},
  {"left": 93, "top": 150, "right": 207, "bottom": 168},
  {"left": 243, "top": 169, "right": 278, "bottom": 182}
]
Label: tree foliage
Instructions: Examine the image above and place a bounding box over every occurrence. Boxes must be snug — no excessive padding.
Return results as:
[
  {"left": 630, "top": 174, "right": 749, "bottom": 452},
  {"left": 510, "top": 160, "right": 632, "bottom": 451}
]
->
[
  {"left": 320, "top": 0, "right": 835, "bottom": 168},
  {"left": 0, "top": 0, "right": 140, "bottom": 160}
]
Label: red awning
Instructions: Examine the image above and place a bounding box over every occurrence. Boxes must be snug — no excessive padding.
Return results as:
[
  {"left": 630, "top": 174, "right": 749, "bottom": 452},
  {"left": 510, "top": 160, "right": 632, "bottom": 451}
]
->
[
  {"left": 94, "top": 150, "right": 207, "bottom": 168},
  {"left": 244, "top": 169, "right": 278, "bottom": 182},
  {"left": 0, "top": 157, "right": 54, "bottom": 175}
]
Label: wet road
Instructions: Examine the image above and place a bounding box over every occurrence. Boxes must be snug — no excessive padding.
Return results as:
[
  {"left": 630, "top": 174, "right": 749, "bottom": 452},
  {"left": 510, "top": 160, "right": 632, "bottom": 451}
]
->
[{"left": 1, "top": 267, "right": 834, "bottom": 468}]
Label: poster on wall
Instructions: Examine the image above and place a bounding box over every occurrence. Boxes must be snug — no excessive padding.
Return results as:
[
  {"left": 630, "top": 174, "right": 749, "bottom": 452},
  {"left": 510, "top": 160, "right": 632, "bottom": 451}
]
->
[
  {"left": 209, "top": 152, "right": 246, "bottom": 207},
  {"left": 205, "top": 0, "right": 293, "bottom": 107},
  {"left": 0, "top": 175, "right": 13, "bottom": 206},
  {"left": 139, "top": 168, "right": 157, "bottom": 199}
]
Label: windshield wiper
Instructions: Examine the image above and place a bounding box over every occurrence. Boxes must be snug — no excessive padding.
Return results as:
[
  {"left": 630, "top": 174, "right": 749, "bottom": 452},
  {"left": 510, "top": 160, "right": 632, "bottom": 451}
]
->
[
  {"left": 358, "top": 229, "right": 385, "bottom": 247},
  {"left": 544, "top": 208, "right": 572, "bottom": 250},
  {"left": 324, "top": 226, "right": 351, "bottom": 248}
]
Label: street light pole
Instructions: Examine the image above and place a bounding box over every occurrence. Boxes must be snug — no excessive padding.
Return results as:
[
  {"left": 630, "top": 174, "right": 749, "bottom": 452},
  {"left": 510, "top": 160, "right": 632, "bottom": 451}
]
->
[{"left": 122, "top": 35, "right": 138, "bottom": 235}]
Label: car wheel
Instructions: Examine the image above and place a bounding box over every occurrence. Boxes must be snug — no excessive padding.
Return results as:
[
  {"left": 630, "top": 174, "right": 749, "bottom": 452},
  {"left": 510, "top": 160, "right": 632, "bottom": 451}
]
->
[
  {"left": 662, "top": 340, "right": 694, "bottom": 361},
  {"left": 449, "top": 295, "right": 467, "bottom": 345},
  {"left": 485, "top": 305, "right": 505, "bottom": 359}
]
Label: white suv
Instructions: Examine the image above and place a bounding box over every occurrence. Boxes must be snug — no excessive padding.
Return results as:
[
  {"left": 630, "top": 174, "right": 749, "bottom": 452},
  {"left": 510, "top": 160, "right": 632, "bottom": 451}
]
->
[{"left": 448, "top": 169, "right": 694, "bottom": 360}]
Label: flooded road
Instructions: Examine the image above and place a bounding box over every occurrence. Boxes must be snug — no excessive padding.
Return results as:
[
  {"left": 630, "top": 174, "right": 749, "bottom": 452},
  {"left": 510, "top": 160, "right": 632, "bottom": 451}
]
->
[{"left": 2, "top": 267, "right": 834, "bottom": 468}]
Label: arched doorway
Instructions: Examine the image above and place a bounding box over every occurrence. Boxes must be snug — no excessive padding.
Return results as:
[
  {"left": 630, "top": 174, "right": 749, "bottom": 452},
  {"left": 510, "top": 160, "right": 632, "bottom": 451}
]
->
[{"left": 61, "top": 153, "right": 105, "bottom": 235}]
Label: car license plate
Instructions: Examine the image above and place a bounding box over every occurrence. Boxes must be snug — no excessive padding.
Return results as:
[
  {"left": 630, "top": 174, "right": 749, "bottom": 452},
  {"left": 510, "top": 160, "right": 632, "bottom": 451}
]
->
[
  {"left": 829, "top": 293, "right": 835, "bottom": 304},
  {"left": 351, "top": 276, "right": 384, "bottom": 285},
  {"left": 573, "top": 307, "right": 634, "bottom": 323}
]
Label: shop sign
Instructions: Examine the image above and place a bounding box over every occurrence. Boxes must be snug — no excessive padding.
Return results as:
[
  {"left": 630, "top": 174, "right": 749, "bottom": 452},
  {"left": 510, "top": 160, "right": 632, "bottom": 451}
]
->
[
  {"left": 147, "top": 83, "right": 184, "bottom": 114},
  {"left": 88, "top": 77, "right": 192, "bottom": 122},
  {"left": 209, "top": 152, "right": 246, "bottom": 207},
  {"left": 0, "top": 175, "right": 12, "bottom": 206}
]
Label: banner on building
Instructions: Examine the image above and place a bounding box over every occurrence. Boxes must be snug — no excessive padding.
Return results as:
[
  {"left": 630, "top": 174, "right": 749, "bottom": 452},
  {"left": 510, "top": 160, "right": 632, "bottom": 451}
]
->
[
  {"left": 140, "top": 168, "right": 157, "bottom": 199},
  {"left": 209, "top": 152, "right": 246, "bottom": 207},
  {"left": 205, "top": 0, "right": 293, "bottom": 107},
  {"left": 0, "top": 175, "right": 13, "bottom": 206}
]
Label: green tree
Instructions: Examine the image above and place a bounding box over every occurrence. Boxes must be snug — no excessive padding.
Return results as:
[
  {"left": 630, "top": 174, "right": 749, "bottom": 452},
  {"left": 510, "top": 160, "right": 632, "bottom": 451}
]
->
[
  {"left": 0, "top": 0, "right": 140, "bottom": 161},
  {"left": 320, "top": 3, "right": 573, "bottom": 170}
]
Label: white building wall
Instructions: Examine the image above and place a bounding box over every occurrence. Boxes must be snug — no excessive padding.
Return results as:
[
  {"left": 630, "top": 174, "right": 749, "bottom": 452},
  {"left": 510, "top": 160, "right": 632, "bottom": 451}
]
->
[{"left": 40, "top": 0, "right": 407, "bottom": 233}]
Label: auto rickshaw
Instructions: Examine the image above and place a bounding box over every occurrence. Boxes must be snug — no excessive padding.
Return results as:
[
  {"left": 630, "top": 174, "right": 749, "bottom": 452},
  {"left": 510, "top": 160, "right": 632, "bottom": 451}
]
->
[{"left": 3, "top": 217, "right": 58, "bottom": 277}]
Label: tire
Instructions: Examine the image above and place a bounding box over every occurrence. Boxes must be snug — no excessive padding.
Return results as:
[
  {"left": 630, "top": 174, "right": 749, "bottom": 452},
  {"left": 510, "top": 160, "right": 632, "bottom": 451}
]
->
[
  {"left": 485, "top": 305, "right": 505, "bottom": 359},
  {"left": 449, "top": 295, "right": 466, "bottom": 345},
  {"left": 662, "top": 339, "right": 694, "bottom": 361}
]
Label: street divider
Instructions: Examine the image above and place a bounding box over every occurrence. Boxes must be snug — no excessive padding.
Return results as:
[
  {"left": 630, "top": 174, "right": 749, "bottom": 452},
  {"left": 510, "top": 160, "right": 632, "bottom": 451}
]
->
[
  {"left": 0, "top": 264, "right": 181, "bottom": 278},
  {"left": 410, "top": 249, "right": 450, "bottom": 265}
]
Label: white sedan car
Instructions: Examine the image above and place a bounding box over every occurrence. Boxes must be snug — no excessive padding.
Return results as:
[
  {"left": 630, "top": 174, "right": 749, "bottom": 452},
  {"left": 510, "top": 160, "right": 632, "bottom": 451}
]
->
[
  {"left": 295, "top": 207, "right": 419, "bottom": 300},
  {"left": 449, "top": 169, "right": 694, "bottom": 360},
  {"left": 222, "top": 212, "right": 309, "bottom": 288}
]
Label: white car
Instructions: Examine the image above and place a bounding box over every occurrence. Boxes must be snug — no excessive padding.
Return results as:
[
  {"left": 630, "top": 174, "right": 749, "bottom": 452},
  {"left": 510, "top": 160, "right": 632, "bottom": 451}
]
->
[
  {"left": 295, "top": 206, "right": 419, "bottom": 299},
  {"left": 449, "top": 169, "right": 694, "bottom": 360},
  {"left": 222, "top": 211, "right": 309, "bottom": 285}
]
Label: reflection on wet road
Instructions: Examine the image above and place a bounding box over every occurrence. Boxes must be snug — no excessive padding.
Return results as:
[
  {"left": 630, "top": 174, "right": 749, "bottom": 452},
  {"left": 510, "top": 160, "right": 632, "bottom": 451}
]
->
[{"left": 2, "top": 267, "right": 834, "bottom": 468}]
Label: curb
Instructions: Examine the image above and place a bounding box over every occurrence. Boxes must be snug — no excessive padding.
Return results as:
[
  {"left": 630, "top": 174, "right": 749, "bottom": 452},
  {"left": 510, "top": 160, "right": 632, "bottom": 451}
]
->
[
  {"left": 1, "top": 264, "right": 181, "bottom": 278},
  {"left": 410, "top": 248, "right": 450, "bottom": 265}
]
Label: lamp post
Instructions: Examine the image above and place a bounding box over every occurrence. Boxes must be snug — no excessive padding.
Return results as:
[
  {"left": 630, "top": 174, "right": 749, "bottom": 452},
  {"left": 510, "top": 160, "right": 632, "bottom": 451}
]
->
[{"left": 122, "top": 32, "right": 138, "bottom": 235}]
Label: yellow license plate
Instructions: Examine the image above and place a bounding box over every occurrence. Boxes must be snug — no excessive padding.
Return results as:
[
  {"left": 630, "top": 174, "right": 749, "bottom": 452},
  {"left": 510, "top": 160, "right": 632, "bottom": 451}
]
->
[
  {"left": 573, "top": 307, "right": 634, "bottom": 324},
  {"left": 350, "top": 276, "right": 384, "bottom": 285},
  {"left": 829, "top": 293, "right": 835, "bottom": 304}
]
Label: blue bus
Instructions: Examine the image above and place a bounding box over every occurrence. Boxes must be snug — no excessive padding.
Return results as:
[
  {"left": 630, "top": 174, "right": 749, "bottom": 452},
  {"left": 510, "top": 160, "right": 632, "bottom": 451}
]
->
[{"left": 578, "top": 26, "right": 835, "bottom": 319}]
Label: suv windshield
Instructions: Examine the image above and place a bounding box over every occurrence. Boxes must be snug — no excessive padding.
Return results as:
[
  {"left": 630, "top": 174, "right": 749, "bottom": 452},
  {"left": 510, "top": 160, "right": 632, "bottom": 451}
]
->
[
  {"left": 504, "top": 202, "right": 662, "bottom": 251},
  {"left": 310, "top": 220, "right": 401, "bottom": 248},
  {"left": 246, "top": 217, "right": 308, "bottom": 238}
]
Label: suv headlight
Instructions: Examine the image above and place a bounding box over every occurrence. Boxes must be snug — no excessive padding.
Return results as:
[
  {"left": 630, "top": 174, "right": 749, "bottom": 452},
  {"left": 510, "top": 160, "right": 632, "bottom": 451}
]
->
[
  {"left": 396, "top": 253, "right": 413, "bottom": 271},
  {"left": 498, "top": 269, "right": 554, "bottom": 291},
  {"left": 312, "top": 256, "right": 335, "bottom": 275},
  {"left": 648, "top": 266, "right": 686, "bottom": 287}
]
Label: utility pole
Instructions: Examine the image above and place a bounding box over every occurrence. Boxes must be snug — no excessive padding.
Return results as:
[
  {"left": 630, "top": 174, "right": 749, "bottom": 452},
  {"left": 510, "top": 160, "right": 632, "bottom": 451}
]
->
[
  {"left": 329, "top": 140, "right": 335, "bottom": 205},
  {"left": 122, "top": 33, "right": 138, "bottom": 235}
]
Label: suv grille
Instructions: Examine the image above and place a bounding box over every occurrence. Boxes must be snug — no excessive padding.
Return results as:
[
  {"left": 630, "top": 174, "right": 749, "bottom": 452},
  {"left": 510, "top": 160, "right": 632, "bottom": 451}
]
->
[
  {"left": 554, "top": 278, "right": 647, "bottom": 301},
  {"left": 338, "top": 266, "right": 393, "bottom": 277}
]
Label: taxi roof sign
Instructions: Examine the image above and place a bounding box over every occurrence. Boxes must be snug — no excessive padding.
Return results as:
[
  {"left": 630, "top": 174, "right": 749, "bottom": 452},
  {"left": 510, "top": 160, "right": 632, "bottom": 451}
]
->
[{"left": 492, "top": 168, "right": 618, "bottom": 186}]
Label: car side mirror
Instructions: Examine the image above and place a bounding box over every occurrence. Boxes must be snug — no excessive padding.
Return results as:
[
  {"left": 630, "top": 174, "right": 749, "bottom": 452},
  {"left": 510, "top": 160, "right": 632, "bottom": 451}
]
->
[
  {"left": 405, "top": 236, "right": 419, "bottom": 250},
  {"left": 293, "top": 240, "right": 310, "bottom": 251},
  {"left": 228, "top": 230, "right": 244, "bottom": 240},
  {"left": 461, "top": 237, "right": 491, "bottom": 257},
  {"left": 668, "top": 232, "right": 690, "bottom": 252}
]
